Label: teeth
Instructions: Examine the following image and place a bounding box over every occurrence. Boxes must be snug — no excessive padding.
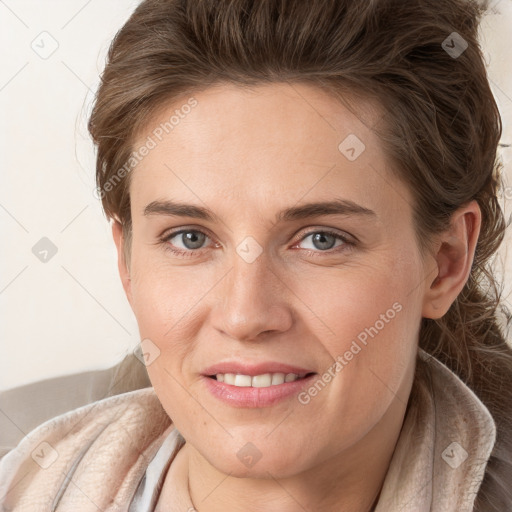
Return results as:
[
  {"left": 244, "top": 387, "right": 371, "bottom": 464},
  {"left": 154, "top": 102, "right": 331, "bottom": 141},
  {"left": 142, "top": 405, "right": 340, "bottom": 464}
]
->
[
  {"left": 234, "top": 374, "right": 252, "bottom": 387},
  {"left": 215, "top": 372, "right": 303, "bottom": 387}
]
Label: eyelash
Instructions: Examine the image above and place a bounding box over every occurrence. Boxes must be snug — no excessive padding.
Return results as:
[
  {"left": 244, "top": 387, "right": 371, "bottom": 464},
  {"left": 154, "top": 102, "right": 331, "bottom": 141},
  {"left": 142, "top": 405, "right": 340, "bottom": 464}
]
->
[{"left": 158, "top": 228, "right": 355, "bottom": 258}]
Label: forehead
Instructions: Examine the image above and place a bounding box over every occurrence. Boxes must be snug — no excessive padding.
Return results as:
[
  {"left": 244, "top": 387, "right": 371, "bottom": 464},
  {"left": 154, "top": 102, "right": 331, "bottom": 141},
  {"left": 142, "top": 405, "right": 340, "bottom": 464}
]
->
[{"left": 129, "top": 82, "right": 411, "bottom": 221}]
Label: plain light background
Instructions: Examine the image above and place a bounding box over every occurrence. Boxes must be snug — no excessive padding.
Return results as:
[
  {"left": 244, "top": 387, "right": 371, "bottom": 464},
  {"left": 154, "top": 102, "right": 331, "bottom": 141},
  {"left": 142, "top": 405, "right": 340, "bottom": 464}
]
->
[{"left": 0, "top": 0, "right": 511, "bottom": 391}]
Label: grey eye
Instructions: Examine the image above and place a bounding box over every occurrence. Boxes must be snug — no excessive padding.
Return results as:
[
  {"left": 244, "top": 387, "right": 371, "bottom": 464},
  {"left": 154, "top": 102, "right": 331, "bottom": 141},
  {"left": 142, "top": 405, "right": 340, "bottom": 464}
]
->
[
  {"left": 300, "top": 232, "right": 342, "bottom": 251},
  {"left": 171, "top": 230, "right": 208, "bottom": 250}
]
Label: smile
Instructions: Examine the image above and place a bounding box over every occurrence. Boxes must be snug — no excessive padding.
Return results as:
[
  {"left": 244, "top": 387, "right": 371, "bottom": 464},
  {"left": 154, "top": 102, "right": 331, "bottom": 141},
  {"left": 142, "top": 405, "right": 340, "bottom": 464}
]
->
[
  {"left": 209, "top": 372, "right": 313, "bottom": 387},
  {"left": 203, "top": 372, "right": 317, "bottom": 407}
]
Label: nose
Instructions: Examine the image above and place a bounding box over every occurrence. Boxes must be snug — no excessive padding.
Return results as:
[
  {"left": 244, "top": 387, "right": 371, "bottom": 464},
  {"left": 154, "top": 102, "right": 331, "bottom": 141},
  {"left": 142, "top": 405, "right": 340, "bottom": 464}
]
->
[{"left": 211, "top": 249, "right": 293, "bottom": 342}]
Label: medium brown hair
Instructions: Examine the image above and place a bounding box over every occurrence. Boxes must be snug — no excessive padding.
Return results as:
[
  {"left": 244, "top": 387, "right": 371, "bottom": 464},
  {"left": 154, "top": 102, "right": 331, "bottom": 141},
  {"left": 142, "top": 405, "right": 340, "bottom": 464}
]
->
[{"left": 88, "top": 0, "right": 512, "bottom": 508}]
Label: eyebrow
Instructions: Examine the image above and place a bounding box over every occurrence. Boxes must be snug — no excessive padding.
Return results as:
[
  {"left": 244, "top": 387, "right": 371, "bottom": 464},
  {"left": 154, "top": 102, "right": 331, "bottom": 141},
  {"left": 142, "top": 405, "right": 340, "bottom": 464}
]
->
[{"left": 143, "top": 198, "right": 377, "bottom": 223}]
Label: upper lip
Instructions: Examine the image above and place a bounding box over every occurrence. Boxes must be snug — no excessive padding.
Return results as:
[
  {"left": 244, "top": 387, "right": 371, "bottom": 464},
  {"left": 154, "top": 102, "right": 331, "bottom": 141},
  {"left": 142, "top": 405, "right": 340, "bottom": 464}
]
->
[{"left": 202, "top": 361, "right": 316, "bottom": 377}]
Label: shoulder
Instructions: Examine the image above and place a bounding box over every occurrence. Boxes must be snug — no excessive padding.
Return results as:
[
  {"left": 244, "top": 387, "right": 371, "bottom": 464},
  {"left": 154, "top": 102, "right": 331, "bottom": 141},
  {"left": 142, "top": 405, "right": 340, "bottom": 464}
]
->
[
  {"left": 0, "top": 387, "right": 172, "bottom": 511},
  {"left": 0, "top": 353, "right": 152, "bottom": 459}
]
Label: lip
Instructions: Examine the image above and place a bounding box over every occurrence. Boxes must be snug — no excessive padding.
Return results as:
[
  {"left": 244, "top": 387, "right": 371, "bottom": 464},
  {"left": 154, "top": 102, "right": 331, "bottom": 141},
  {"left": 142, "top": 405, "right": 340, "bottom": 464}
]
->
[
  {"left": 202, "top": 373, "right": 317, "bottom": 408},
  {"left": 201, "top": 361, "right": 315, "bottom": 377}
]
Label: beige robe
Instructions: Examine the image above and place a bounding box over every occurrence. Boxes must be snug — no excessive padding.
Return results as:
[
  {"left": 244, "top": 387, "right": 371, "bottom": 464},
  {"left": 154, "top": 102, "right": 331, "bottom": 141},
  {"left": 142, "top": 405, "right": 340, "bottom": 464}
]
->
[{"left": 0, "top": 349, "right": 496, "bottom": 511}]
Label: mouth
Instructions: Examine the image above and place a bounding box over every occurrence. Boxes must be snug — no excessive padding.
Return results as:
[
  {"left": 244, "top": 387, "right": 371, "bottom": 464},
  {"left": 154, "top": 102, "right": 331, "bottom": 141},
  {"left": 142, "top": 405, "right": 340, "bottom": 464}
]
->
[
  {"left": 200, "top": 361, "right": 318, "bottom": 407},
  {"left": 202, "top": 371, "right": 318, "bottom": 408},
  {"left": 201, "top": 361, "right": 316, "bottom": 386},
  {"left": 206, "top": 372, "right": 316, "bottom": 388}
]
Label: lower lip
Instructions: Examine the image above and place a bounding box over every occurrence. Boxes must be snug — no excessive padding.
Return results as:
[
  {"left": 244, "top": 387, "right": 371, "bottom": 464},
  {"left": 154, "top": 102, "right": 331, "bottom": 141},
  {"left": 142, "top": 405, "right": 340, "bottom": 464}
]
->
[{"left": 202, "top": 374, "right": 317, "bottom": 408}]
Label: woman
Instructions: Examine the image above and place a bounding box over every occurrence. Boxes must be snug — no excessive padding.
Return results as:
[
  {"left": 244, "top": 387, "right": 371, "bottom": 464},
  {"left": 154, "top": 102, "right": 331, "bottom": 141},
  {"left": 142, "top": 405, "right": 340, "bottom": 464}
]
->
[{"left": 1, "top": 0, "right": 511, "bottom": 510}]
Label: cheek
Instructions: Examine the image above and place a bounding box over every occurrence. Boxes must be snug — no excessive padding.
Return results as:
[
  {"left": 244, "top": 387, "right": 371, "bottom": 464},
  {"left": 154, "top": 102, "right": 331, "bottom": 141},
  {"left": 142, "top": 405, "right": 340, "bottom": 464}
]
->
[
  {"left": 294, "top": 250, "right": 422, "bottom": 415},
  {"left": 128, "top": 260, "right": 201, "bottom": 422},
  {"left": 296, "top": 250, "right": 421, "bottom": 350},
  {"left": 128, "top": 259, "right": 207, "bottom": 403},
  {"left": 129, "top": 249, "right": 203, "bottom": 335}
]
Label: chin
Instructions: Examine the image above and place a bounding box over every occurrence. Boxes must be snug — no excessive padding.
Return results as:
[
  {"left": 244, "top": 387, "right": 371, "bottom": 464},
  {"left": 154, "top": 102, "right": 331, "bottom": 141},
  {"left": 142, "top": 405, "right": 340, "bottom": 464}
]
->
[{"left": 203, "top": 438, "right": 311, "bottom": 479}]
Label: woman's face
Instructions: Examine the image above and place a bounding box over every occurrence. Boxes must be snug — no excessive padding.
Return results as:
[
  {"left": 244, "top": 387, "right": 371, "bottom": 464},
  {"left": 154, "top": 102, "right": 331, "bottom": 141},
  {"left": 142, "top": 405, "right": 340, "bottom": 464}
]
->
[{"left": 118, "top": 82, "right": 435, "bottom": 478}]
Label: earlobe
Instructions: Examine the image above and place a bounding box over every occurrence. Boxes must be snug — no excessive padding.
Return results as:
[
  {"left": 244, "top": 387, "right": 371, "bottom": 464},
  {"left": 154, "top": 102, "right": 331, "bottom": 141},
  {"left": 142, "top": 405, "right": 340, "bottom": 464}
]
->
[
  {"left": 422, "top": 201, "right": 481, "bottom": 319},
  {"left": 111, "top": 220, "right": 133, "bottom": 306}
]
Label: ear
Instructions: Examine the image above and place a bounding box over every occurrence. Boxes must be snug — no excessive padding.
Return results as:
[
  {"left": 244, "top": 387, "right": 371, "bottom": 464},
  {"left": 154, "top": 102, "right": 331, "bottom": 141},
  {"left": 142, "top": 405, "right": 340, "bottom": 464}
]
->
[
  {"left": 422, "top": 200, "right": 481, "bottom": 319},
  {"left": 112, "top": 219, "right": 133, "bottom": 307}
]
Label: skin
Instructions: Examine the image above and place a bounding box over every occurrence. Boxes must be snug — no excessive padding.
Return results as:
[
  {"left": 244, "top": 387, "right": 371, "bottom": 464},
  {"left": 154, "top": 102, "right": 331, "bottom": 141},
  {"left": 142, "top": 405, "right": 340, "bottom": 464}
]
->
[{"left": 112, "top": 82, "right": 481, "bottom": 512}]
